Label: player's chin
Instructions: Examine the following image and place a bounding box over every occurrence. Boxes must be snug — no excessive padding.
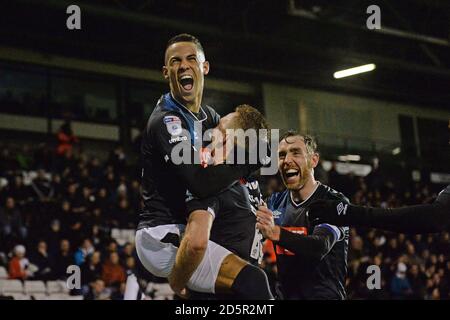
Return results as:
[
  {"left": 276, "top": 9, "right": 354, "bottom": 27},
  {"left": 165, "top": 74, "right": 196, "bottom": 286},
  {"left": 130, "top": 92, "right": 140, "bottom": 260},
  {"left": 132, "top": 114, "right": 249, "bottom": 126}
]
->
[
  {"left": 284, "top": 180, "right": 299, "bottom": 190},
  {"left": 282, "top": 175, "right": 299, "bottom": 188},
  {"left": 180, "top": 91, "right": 196, "bottom": 103},
  {"left": 286, "top": 184, "right": 300, "bottom": 191}
]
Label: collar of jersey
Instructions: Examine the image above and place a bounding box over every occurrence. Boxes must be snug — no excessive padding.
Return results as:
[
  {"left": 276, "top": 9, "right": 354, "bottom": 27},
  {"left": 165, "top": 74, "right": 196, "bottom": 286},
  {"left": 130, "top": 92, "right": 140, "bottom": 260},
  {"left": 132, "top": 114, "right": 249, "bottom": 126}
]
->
[
  {"left": 159, "top": 93, "right": 208, "bottom": 144},
  {"left": 289, "top": 181, "right": 321, "bottom": 207},
  {"left": 168, "top": 92, "right": 208, "bottom": 122}
]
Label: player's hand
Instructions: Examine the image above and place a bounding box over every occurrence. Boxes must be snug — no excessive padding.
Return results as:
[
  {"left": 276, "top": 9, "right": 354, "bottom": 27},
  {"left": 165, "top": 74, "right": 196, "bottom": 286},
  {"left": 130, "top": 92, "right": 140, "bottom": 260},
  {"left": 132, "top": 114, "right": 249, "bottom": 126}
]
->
[
  {"left": 307, "top": 199, "right": 347, "bottom": 225},
  {"left": 256, "top": 206, "right": 280, "bottom": 241},
  {"left": 168, "top": 275, "right": 190, "bottom": 299}
]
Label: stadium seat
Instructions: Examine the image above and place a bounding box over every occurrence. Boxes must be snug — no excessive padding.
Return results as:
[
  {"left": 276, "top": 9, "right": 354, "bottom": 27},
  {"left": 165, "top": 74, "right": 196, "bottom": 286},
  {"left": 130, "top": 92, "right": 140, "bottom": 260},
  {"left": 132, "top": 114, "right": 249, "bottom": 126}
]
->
[
  {"left": 0, "top": 266, "right": 8, "bottom": 279},
  {"left": 123, "top": 229, "right": 136, "bottom": 244},
  {"left": 0, "top": 279, "right": 24, "bottom": 294},
  {"left": 58, "top": 280, "right": 70, "bottom": 293},
  {"left": 9, "top": 293, "right": 31, "bottom": 300},
  {"left": 24, "top": 280, "right": 46, "bottom": 294},
  {"left": 65, "top": 295, "right": 84, "bottom": 300},
  {"left": 46, "top": 280, "right": 65, "bottom": 294},
  {"left": 32, "top": 293, "right": 48, "bottom": 300},
  {"left": 47, "top": 293, "right": 71, "bottom": 300},
  {"left": 111, "top": 228, "right": 121, "bottom": 242},
  {"left": 111, "top": 228, "right": 136, "bottom": 246}
]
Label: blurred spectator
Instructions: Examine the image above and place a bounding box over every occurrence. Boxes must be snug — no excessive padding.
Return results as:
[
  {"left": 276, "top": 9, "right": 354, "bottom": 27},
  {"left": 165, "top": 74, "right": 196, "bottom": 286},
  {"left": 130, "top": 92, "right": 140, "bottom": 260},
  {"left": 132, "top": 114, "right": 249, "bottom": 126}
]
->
[
  {"left": 408, "top": 264, "right": 427, "bottom": 299},
  {"left": 46, "top": 220, "right": 63, "bottom": 255},
  {"left": 84, "top": 279, "right": 111, "bottom": 300},
  {"left": 104, "top": 239, "right": 118, "bottom": 258},
  {"left": 390, "top": 263, "right": 413, "bottom": 299},
  {"left": 108, "top": 145, "right": 126, "bottom": 174},
  {"left": 6, "top": 175, "right": 32, "bottom": 206},
  {"left": 113, "top": 198, "right": 134, "bottom": 228},
  {"left": 315, "top": 159, "right": 328, "bottom": 185},
  {"left": 30, "top": 240, "right": 53, "bottom": 280},
  {"left": 8, "top": 244, "right": 33, "bottom": 280},
  {"left": 74, "top": 238, "right": 94, "bottom": 266},
  {"left": 101, "top": 252, "right": 126, "bottom": 287},
  {"left": 0, "top": 197, "right": 27, "bottom": 239},
  {"left": 30, "top": 169, "right": 54, "bottom": 202},
  {"left": 327, "top": 162, "right": 340, "bottom": 189},
  {"left": 129, "top": 179, "right": 142, "bottom": 211},
  {"left": 56, "top": 121, "right": 79, "bottom": 156},
  {"left": 81, "top": 251, "right": 102, "bottom": 293},
  {"left": 124, "top": 256, "right": 136, "bottom": 275},
  {"left": 53, "top": 239, "right": 74, "bottom": 280},
  {"left": 121, "top": 243, "right": 134, "bottom": 263}
]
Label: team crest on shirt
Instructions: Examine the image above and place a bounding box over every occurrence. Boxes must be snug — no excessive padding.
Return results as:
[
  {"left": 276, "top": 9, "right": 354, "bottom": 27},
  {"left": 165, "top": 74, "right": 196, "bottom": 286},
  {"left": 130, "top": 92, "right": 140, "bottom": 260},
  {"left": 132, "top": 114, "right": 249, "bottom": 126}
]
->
[{"left": 164, "top": 116, "right": 182, "bottom": 136}]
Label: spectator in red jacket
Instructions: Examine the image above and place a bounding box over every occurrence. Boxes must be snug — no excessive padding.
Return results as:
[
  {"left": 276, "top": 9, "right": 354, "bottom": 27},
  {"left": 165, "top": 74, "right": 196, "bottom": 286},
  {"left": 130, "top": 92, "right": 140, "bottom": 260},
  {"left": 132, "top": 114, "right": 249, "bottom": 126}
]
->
[
  {"left": 101, "top": 251, "right": 126, "bottom": 287},
  {"left": 56, "top": 121, "right": 79, "bottom": 156},
  {"left": 9, "top": 245, "right": 31, "bottom": 280}
]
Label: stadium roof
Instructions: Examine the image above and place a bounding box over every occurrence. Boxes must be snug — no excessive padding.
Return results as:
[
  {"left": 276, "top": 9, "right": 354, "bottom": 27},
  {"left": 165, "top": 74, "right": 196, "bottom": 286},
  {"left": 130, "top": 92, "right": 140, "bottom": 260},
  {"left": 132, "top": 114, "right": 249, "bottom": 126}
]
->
[{"left": 1, "top": 0, "right": 450, "bottom": 109}]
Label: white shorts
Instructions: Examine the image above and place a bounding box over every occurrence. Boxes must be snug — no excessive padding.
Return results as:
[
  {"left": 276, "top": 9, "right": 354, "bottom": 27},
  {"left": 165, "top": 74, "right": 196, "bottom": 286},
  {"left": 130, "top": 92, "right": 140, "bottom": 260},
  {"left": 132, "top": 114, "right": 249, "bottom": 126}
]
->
[{"left": 135, "top": 224, "right": 231, "bottom": 293}]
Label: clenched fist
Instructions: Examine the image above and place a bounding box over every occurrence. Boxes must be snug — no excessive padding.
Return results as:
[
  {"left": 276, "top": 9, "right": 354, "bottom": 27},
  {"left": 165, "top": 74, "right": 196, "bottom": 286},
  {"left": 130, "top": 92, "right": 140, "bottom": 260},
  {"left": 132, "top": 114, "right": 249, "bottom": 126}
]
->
[{"left": 256, "top": 205, "right": 280, "bottom": 241}]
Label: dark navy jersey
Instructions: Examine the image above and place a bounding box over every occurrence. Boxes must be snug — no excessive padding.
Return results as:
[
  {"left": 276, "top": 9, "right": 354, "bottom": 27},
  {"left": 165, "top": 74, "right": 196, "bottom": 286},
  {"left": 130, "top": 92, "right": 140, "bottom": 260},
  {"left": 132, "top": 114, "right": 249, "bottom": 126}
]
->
[
  {"left": 267, "top": 182, "right": 349, "bottom": 300},
  {"left": 138, "top": 93, "right": 220, "bottom": 229},
  {"left": 186, "top": 177, "right": 264, "bottom": 265},
  {"left": 186, "top": 177, "right": 264, "bottom": 299},
  {"left": 138, "top": 93, "right": 258, "bottom": 229}
]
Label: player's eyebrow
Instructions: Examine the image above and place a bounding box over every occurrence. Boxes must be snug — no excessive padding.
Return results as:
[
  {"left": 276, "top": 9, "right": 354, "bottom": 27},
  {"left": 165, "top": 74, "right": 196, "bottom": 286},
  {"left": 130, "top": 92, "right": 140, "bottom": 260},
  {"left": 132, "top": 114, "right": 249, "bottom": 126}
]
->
[
  {"left": 289, "top": 147, "right": 303, "bottom": 153},
  {"left": 169, "top": 56, "right": 181, "bottom": 62}
]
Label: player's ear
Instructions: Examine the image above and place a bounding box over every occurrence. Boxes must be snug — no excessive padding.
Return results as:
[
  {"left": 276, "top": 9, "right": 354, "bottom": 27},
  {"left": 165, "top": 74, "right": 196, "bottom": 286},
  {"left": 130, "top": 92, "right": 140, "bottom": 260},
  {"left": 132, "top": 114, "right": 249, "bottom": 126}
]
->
[
  {"left": 203, "top": 60, "right": 210, "bottom": 76},
  {"left": 162, "top": 66, "right": 169, "bottom": 80},
  {"left": 311, "top": 152, "right": 319, "bottom": 168}
]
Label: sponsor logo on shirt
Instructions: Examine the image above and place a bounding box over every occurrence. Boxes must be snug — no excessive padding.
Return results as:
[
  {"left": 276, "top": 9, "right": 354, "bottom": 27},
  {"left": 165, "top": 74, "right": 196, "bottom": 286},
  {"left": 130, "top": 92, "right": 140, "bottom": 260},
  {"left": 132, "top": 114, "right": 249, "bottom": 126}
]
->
[{"left": 169, "top": 135, "right": 188, "bottom": 144}]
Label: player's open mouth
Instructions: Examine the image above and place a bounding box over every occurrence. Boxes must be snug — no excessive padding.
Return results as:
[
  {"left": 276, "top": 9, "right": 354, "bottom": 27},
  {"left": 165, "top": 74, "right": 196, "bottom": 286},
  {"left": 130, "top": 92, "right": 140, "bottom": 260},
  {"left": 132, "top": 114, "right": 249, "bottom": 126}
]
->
[
  {"left": 179, "top": 75, "right": 194, "bottom": 91},
  {"left": 284, "top": 168, "right": 299, "bottom": 182}
]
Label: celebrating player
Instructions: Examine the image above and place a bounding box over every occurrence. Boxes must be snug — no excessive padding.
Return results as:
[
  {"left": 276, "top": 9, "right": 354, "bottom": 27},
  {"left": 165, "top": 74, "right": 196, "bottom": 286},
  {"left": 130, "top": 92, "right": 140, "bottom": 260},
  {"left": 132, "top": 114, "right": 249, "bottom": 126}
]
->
[
  {"left": 135, "top": 34, "right": 271, "bottom": 299},
  {"left": 169, "top": 104, "right": 271, "bottom": 299},
  {"left": 256, "top": 131, "right": 349, "bottom": 299}
]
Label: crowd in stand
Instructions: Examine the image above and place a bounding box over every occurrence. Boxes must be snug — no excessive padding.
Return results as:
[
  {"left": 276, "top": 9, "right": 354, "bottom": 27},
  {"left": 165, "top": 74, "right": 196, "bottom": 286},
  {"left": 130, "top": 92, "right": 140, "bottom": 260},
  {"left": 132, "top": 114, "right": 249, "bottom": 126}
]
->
[
  {"left": 0, "top": 132, "right": 448, "bottom": 300},
  {"left": 0, "top": 125, "right": 143, "bottom": 300}
]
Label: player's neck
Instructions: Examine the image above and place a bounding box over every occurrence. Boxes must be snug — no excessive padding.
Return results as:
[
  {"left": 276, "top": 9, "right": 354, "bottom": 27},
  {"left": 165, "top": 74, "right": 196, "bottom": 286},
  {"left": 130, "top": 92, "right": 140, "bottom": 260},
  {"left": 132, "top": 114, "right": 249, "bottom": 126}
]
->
[
  {"left": 291, "top": 178, "right": 318, "bottom": 202},
  {"left": 185, "top": 100, "right": 201, "bottom": 114},
  {"left": 171, "top": 91, "right": 202, "bottom": 114}
]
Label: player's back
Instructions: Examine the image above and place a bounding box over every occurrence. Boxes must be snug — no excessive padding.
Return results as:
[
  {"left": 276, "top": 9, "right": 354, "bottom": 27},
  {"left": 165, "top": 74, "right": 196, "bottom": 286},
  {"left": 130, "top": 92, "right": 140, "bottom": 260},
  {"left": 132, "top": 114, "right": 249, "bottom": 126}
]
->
[
  {"left": 209, "top": 178, "right": 263, "bottom": 264},
  {"left": 187, "top": 177, "right": 264, "bottom": 300}
]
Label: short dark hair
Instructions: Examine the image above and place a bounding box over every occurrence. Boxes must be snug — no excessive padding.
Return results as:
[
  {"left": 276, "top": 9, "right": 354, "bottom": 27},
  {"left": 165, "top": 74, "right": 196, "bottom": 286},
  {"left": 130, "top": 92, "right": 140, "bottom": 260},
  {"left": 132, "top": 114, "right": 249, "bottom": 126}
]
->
[
  {"left": 166, "top": 33, "right": 204, "bottom": 57},
  {"left": 280, "top": 130, "right": 318, "bottom": 154}
]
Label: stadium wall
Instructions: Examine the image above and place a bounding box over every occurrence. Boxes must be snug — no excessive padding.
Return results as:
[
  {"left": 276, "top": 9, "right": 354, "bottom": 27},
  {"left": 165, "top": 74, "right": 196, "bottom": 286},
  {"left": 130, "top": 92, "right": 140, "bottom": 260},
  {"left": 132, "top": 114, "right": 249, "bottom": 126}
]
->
[{"left": 262, "top": 83, "right": 450, "bottom": 153}]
